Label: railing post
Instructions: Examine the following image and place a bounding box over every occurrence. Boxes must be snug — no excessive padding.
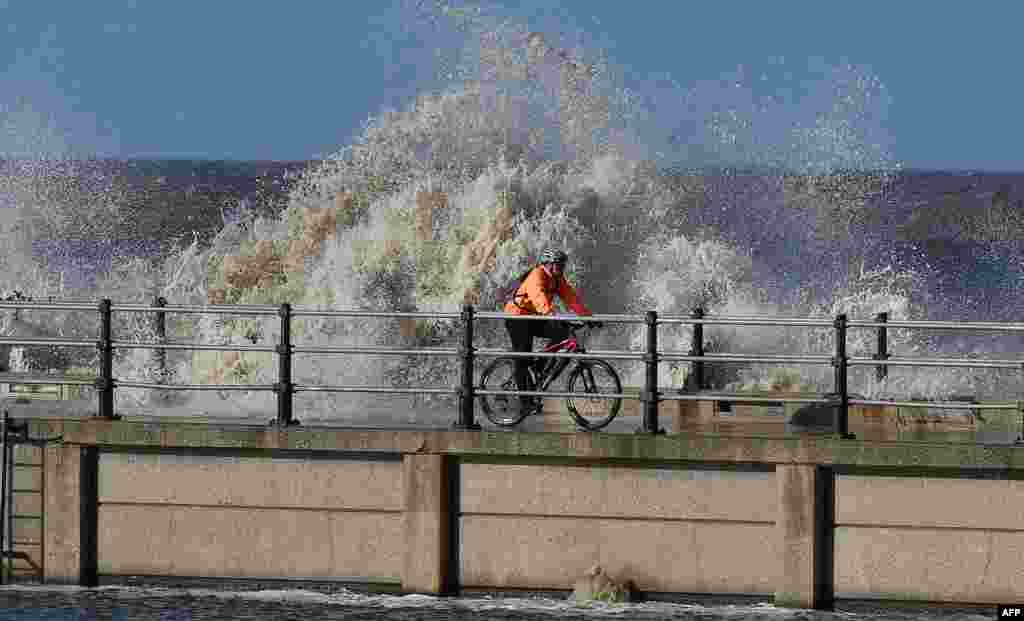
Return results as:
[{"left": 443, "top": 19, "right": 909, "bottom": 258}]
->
[
  {"left": 0, "top": 411, "right": 8, "bottom": 585},
  {"left": 638, "top": 310, "right": 665, "bottom": 435},
  {"left": 1017, "top": 400, "right": 1024, "bottom": 445},
  {"left": 153, "top": 296, "right": 168, "bottom": 383},
  {"left": 873, "top": 311, "right": 888, "bottom": 382},
  {"left": 96, "top": 299, "right": 118, "bottom": 420},
  {"left": 453, "top": 304, "right": 480, "bottom": 430},
  {"left": 833, "top": 313, "right": 853, "bottom": 439},
  {"left": 690, "top": 307, "right": 705, "bottom": 391},
  {"left": 274, "top": 303, "right": 297, "bottom": 426}
]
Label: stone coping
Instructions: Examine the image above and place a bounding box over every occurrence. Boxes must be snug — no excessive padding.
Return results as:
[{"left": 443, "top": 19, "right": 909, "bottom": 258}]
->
[{"left": 24, "top": 417, "right": 1024, "bottom": 472}]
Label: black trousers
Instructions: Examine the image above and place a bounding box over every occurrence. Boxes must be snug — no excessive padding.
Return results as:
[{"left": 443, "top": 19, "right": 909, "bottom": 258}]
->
[{"left": 504, "top": 318, "right": 571, "bottom": 404}]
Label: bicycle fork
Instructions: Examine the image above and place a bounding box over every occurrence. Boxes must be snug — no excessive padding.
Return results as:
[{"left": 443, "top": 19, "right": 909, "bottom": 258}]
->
[{"left": 577, "top": 361, "right": 598, "bottom": 393}]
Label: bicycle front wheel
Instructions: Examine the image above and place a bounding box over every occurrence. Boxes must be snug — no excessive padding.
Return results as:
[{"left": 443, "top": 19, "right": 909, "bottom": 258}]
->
[
  {"left": 479, "top": 357, "right": 537, "bottom": 427},
  {"left": 566, "top": 359, "right": 622, "bottom": 431}
]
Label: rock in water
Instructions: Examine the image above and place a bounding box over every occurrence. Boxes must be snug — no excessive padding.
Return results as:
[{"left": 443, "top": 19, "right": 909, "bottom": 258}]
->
[{"left": 570, "top": 565, "right": 633, "bottom": 603}]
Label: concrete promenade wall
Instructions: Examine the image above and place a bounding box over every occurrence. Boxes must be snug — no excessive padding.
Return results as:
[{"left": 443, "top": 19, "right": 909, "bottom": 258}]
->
[
  {"left": 25, "top": 417, "right": 1024, "bottom": 608},
  {"left": 97, "top": 453, "right": 405, "bottom": 580}
]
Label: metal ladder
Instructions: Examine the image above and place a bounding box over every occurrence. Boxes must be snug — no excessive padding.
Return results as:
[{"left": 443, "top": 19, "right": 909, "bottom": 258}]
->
[{"left": 0, "top": 411, "right": 60, "bottom": 583}]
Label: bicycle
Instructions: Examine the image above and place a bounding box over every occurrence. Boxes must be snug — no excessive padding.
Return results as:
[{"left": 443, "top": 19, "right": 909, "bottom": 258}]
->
[{"left": 478, "top": 322, "right": 622, "bottom": 430}]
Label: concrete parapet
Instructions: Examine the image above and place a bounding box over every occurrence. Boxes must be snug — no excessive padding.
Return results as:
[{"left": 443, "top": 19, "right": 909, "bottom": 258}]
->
[{"left": 26, "top": 418, "right": 1024, "bottom": 470}]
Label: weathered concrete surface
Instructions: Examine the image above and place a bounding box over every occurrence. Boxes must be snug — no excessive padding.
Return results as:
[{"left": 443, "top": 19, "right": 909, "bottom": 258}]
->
[
  {"left": 776, "top": 464, "right": 832, "bottom": 609},
  {"left": 461, "top": 516, "right": 776, "bottom": 594},
  {"left": 836, "top": 528, "right": 1024, "bottom": 603},
  {"left": 99, "top": 453, "right": 403, "bottom": 510},
  {"left": 837, "top": 476, "right": 1024, "bottom": 529},
  {"left": 461, "top": 463, "right": 775, "bottom": 521},
  {"left": 42, "top": 444, "right": 82, "bottom": 584},
  {"left": 403, "top": 454, "right": 454, "bottom": 594},
  {"left": 100, "top": 504, "right": 403, "bottom": 579},
  {"left": 28, "top": 417, "right": 1024, "bottom": 471},
  {"left": 835, "top": 475, "right": 1024, "bottom": 603},
  {"left": 460, "top": 463, "right": 776, "bottom": 594},
  {"left": 95, "top": 453, "right": 404, "bottom": 581}
]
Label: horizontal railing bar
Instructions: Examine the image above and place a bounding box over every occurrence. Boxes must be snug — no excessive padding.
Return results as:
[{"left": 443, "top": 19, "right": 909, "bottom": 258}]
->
[
  {"left": 290, "top": 309, "right": 461, "bottom": 319},
  {"left": 679, "top": 317, "right": 834, "bottom": 327},
  {"left": 472, "top": 349, "right": 644, "bottom": 361},
  {"left": 0, "top": 376, "right": 94, "bottom": 385},
  {"left": 848, "top": 357, "right": 1024, "bottom": 369},
  {"left": 474, "top": 312, "right": 647, "bottom": 323},
  {"left": 112, "top": 304, "right": 280, "bottom": 316},
  {"left": 582, "top": 349, "right": 647, "bottom": 360},
  {"left": 847, "top": 319, "right": 1024, "bottom": 331},
  {"left": 0, "top": 338, "right": 95, "bottom": 348},
  {"left": 661, "top": 393, "right": 831, "bottom": 404},
  {"left": 111, "top": 342, "right": 277, "bottom": 353},
  {"left": 6, "top": 302, "right": 1024, "bottom": 331},
  {"left": 112, "top": 302, "right": 274, "bottom": 310},
  {"left": 660, "top": 352, "right": 833, "bottom": 364},
  {"left": 660, "top": 354, "right": 834, "bottom": 365},
  {"left": 848, "top": 399, "right": 1019, "bottom": 410},
  {"left": 291, "top": 346, "right": 459, "bottom": 356},
  {"left": 116, "top": 383, "right": 274, "bottom": 391},
  {"left": 659, "top": 316, "right": 830, "bottom": 327},
  {"left": 0, "top": 302, "right": 97, "bottom": 311},
  {"left": 702, "top": 352, "right": 834, "bottom": 361},
  {"left": 111, "top": 341, "right": 277, "bottom": 353},
  {"left": 475, "top": 388, "right": 629, "bottom": 400},
  {"left": 294, "top": 385, "right": 457, "bottom": 395}
]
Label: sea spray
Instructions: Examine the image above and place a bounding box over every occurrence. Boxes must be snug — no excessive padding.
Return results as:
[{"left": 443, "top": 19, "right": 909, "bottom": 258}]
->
[{"left": 157, "top": 4, "right": 933, "bottom": 416}]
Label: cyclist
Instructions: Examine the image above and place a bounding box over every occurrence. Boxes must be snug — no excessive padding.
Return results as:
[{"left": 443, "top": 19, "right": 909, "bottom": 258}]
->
[{"left": 503, "top": 248, "right": 598, "bottom": 414}]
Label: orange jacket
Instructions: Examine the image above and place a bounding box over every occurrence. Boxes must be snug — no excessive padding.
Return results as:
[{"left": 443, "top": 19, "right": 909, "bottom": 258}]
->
[{"left": 503, "top": 266, "right": 593, "bottom": 316}]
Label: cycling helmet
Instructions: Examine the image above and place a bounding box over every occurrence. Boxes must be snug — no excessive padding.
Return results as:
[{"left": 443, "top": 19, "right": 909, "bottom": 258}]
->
[{"left": 539, "top": 248, "right": 568, "bottom": 266}]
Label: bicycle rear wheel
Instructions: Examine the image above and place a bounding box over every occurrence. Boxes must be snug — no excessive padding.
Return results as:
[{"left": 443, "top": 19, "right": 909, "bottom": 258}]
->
[
  {"left": 479, "top": 357, "right": 538, "bottom": 426},
  {"left": 566, "top": 359, "right": 622, "bottom": 431}
]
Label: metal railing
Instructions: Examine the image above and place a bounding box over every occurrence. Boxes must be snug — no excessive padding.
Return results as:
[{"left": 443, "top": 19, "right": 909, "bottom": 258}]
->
[{"left": 0, "top": 299, "right": 1022, "bottom": 438}]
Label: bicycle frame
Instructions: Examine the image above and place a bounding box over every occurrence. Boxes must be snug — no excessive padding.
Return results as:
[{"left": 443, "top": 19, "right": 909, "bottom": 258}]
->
[{"left": 533, "top": 333, "right": 582, "bottom": 391}]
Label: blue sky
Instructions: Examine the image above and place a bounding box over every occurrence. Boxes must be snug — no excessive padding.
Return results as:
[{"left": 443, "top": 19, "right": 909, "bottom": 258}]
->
[{"left": 1, "top": 1, "right": 1022, "bottom": 171}]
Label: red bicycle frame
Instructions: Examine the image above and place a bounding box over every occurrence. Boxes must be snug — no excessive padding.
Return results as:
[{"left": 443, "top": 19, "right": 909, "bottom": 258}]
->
[
  {"left": 541, "top": 333, "right": 580, "bottom": 355},
  {"left": 532, "top": 332, "right": 583, "bottom": 390}
]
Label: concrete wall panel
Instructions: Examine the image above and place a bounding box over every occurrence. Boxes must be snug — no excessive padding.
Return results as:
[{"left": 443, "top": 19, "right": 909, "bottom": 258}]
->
[
  {"left": 461, "top": 515, "right": 776, "bottom": 594},
  {"left": 837, "top": 476, "right": 1024, "bottom": 530},
  {"left": 99, "top": 454, "right": 402, "bottom": 511},
  {"left": 99, "top": 505, "right": 403, "bottom": 580},
  {"left": 836, "top": 527, "right": 1024, "bottom": 603},
  {"left": 461, "top": 464, "right": 775, "bottom": 522}
]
